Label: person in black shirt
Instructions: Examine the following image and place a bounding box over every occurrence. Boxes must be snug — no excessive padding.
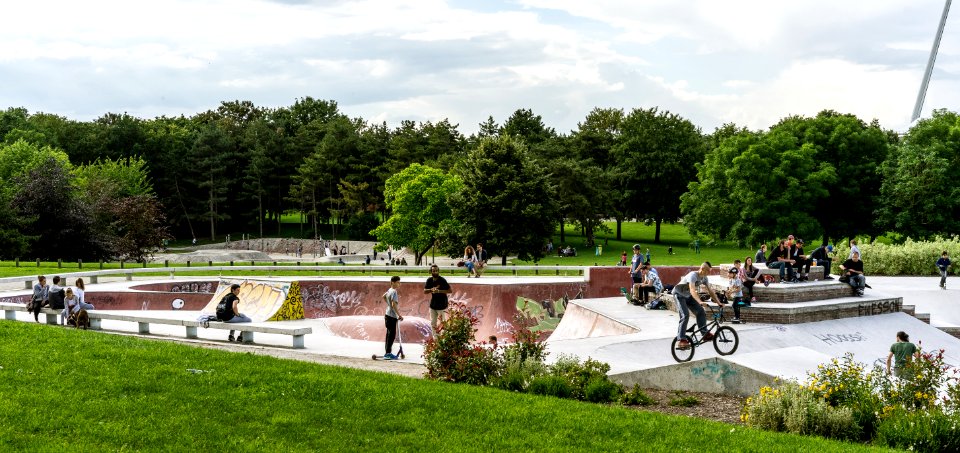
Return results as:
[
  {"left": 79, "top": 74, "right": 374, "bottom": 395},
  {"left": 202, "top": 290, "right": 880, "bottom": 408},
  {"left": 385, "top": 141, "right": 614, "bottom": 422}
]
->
[
  {"left": 766, "top": 240, "right": 796, "bottom": 283},
  {"left": 840, "top": 251, "right": 866, "bottom": 296},
  {"left": 808, "top": 244, "right": 835, "bottom": 280},
  {"left": 792, "top": 239, "right": 811, "bottom": 281},
  {"left": 423, "top": 264, "right": 451, "bottom": 333}
]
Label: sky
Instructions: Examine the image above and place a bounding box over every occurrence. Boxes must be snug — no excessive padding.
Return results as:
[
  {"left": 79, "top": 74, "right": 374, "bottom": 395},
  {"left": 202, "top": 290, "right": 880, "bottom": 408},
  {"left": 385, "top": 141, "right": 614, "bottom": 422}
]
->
[{"left": 1, "top": 0, "right": 958, "bottom": 135}]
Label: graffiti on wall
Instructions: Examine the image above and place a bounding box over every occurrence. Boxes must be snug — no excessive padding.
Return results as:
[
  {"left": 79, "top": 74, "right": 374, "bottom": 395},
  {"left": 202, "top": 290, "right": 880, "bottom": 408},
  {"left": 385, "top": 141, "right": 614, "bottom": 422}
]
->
[
  {"left": 515, "top": 295, "right": 568, "bottom": 333},
  {"left": 301, "top": 284, "right": 368, "bottom": 317},
  {"left": 268, "top": 281, "right": 305, "bottom": 321},
  {"left": 170, "top": 282, "right": 215, "bottom": 293},
  {"left": 205, "top": 279, "right": 297, "bottom": 322}
]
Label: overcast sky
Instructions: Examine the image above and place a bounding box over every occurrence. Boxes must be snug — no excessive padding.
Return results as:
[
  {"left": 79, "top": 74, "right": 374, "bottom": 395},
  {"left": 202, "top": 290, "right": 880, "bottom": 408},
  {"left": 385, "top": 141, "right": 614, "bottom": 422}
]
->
[{"left": 2, "top": 0, "right": 957, "bottom": 135}]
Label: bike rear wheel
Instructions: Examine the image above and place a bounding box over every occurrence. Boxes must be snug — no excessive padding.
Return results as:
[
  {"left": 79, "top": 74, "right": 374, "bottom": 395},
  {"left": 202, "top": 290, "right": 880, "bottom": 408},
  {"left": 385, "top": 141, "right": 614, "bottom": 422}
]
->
[
  {"left": 671, "top": 337, "right": 695, "bottom": 362},
  {"left": 713, "top": 326, "right": 739, "bottom": 356}
]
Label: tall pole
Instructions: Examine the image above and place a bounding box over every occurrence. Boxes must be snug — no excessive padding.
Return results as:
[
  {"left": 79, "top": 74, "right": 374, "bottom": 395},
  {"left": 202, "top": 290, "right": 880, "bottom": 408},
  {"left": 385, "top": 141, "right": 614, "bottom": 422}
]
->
[{"left": 912, "top": 0, "right": 952, "bottom": 123}]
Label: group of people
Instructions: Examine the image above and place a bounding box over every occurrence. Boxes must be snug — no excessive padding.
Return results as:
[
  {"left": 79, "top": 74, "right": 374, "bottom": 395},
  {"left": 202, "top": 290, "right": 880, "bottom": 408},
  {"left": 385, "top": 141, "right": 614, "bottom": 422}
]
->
[
  {"left": 377, "top": 264, "right": 452, "bottom": 359},
  {"left": 755, "top": 236, "right": 871, "bottom": 296},
  {"left": 461, "top": 244, "right": 489, "bottom": 278},
  {"left": 627, "top": 244, "right": 662, "bottom": 305},
  {"left": 30, "top": 275, "right": 95, "bottom": 325}
]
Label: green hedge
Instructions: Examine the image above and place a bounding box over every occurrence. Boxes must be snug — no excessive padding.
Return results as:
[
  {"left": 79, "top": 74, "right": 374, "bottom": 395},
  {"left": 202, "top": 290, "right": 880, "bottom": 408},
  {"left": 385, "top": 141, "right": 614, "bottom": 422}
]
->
[{"left": 831, "top": 237, "right": 960, "bottom": 276}]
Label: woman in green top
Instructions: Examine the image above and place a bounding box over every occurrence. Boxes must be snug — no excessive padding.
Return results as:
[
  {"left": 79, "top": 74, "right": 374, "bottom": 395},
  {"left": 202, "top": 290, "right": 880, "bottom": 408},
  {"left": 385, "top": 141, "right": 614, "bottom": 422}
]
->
[{"left": 886, "top": 331, "right": 920, "bottom": 378}]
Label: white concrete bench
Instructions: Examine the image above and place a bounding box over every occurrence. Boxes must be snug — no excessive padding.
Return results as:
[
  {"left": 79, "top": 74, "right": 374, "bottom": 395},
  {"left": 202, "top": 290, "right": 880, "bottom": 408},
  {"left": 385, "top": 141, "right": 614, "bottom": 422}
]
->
[{"left": 0, "top": 303, "right": 311, "bottom": 349}]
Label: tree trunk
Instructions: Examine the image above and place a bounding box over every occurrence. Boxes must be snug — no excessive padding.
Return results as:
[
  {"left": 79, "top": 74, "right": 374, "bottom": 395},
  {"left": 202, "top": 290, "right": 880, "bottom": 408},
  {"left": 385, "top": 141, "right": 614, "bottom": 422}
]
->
[
  {"left": 208, "top": 178, "right": 216, "bottom": 241},
  {"left": 559, "top": 218, "right": 566, "bottom": 243},
  {"left": 501, "top": 255, "right": 507, "bottom": 266},
  {"left": 654, "top": 218, "right": 662, "bottom": 243},
  {"left": 616, "top": 217, "right": 622, "bottom": 240}
]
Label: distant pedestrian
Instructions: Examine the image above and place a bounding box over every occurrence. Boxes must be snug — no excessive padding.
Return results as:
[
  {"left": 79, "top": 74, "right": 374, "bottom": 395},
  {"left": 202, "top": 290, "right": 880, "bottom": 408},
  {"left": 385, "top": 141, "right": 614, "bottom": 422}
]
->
[
  {"left": 848, "top": 239, "right": 860, "bottom": 260},
  {"left": 937, "top": 250, "right": 951, "bottom": 290},
  {"left": 192, "top": 237, "right": 197, "bottom": 246},
  {"left": 423, "top": 264, "right": 451, "bottom": 333},
  {"left": 668, "top": 246, "right": 673, "bottom": 255},
  {"left": 886, "top": 331, "right": 920, "bottom": 378},
  {"left": 645, "top": 248, "right": 651, "bottom": 264},
  {"left": 619, "top": 251, "right": 627, "bottom": 266},
  {"left": 694, "top": 239, "right": 700, "bottom": 254}
]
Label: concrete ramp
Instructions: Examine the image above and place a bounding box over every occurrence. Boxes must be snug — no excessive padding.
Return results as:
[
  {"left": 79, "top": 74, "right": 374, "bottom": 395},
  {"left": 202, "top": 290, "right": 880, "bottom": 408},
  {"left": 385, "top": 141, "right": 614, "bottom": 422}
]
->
[
  {"left": 547, "top": 301, "right": 639, "bottom": 341},
  {"left": 610, "top": 355, "right": 780, "bottom": 397},
  {"left": 202, "top": 279, "right": 305, "bottom": 322}
]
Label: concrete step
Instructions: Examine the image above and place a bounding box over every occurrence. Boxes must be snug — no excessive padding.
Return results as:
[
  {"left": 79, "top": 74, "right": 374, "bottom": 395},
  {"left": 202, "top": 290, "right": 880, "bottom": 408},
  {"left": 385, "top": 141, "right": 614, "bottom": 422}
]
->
[
  {"left": 914, "top": 312, "right": 931, "bottom": 324},
  {"left": 939, "top": 326, "right": 960, "bottom": 339}
]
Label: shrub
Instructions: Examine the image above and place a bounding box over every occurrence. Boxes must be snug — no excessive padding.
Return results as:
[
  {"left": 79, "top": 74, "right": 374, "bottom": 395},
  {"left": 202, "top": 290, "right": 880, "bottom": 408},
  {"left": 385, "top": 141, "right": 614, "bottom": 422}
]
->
[
  {"left": 551, "top": 354, "right": 612, "bottom": 401},
  {"left": 832, "top": 236, "right": 960, "bottom": 276},
  {"left": 492, "top": 357, "right": 547, "bottom": 392},
  {"left": 807, "top": 353, "right": 884, "bottom": 439},
  {"left": 874, "top": 407, "right": 960, "bottom": 452},
  {"left": 423, "top": 306, "right": 502, "bottom": 385},
  {"left": 501, "top": 312, "right": 548, "bottom": 364},
  {"left": 527, "top": 375, "right": 573, "bottom": 399},
  {"left": 584, "top": 377, "right": 622, "bottom": 404},
  {"left": 742, "top": 383, "right": 859, "bottom": 440},
  {"left": 620, "top": 384, "right": 655, "bottom": 406},
  {"left": 668, "top": 392, "right": 700, "bottom": 408},
  {"left": 884, "top": 348, "right": 951, "bottom": 411}
]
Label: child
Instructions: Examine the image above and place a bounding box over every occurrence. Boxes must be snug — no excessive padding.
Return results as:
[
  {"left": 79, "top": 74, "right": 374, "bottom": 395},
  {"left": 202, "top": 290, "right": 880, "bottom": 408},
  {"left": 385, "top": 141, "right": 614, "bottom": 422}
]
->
[
  {"left": 382, "top": 276, "right": 403, "bottom": 359},
  {"left": 726, "top": 267, "right": 745, "bottom": 324},
  {"left": 619, "top": 251, "right": 627, "bottom": 266},
  {"left": 937, "top": 251, "right": 951, "bottom": 290}
]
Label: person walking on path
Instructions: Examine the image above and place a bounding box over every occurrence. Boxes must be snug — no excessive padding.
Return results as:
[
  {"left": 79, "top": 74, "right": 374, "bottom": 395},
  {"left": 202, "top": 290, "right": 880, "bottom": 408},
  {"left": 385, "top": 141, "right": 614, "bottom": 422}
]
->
[
  {"left": 381, "top": 276, "right": 403, "bottom": 359},
  {"left": 216, "top": 284, "right": 252, "bottom": 342},
  {"left": 937, "top": 251, "right": 951, "bottom": 290},
  {"left": 423, "top": 264, "right": 451, "bottom": 333},
  {"left": 886, "top": 331, "right": 920, "bottom": 378}
]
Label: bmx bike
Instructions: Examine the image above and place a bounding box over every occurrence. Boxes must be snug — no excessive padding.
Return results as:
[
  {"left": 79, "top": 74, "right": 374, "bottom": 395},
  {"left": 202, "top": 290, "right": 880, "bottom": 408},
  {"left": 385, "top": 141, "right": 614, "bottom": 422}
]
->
[{"left": 670, "top": 304, "right": 739, "bottom": 363}]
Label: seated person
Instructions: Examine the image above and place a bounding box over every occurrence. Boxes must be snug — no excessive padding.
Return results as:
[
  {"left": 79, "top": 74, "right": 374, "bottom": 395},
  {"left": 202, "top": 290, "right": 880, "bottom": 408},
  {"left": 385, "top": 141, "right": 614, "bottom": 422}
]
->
[
  {"left": 792, "top": 239, "right": 812, "bottom": 281},
  {"left": 726, "top": 267, "right": 745, "bottom": 324},
  {"left": 639, "top": 264, "right": 663, "bottom": 305},
  {"left": 808, "top": 244, "right": 835, "bottom": 279},
  {"left": 766, "top": 240, "right": 796, "bottom": 283},
  {"left": 742, "top": 257, "right": 760, "bottom": 302},
  {"left": 62, "top": 287, "right": 95, "bottom": 325},
  {"left": 839, "top": 251, "right": 867, "bottom": 296}
]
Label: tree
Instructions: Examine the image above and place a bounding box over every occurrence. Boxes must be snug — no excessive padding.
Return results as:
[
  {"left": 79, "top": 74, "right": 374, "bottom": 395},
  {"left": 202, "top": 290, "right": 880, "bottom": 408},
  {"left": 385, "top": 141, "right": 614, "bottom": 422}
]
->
[
  {"left": 502, "top": 108, "right": 556, "bottom": 146},
  {"left": 877, "top": 109, "right": 960, "bottom": 238},
  {"left": 611, "top": 108, "right": 704, "bottom": 242},
  {"left": 449, "top": 135, "right": 559, "bottom": 264},
  {"left": 107, "top": 195, "right": 170, "bottom": 262},
  {"left": 571, "top": 108, "right": 624, "bottom": 238},
  {"left": 371, "top": 164, "right": 463, "bottom": 265}
]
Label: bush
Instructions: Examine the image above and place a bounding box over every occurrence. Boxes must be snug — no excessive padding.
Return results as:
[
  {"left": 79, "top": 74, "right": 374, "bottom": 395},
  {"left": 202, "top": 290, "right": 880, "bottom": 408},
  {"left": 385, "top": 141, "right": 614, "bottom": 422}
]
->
[
  {"left": 884, "top": 348, "right": 951, "bottom": 411},
  {"left": 832, "top": 237, "right": 960, "bottom": 276},
  {"left": 492, "top": 357, "right": 548, "bottom": 392},
  {"left": 528, "top": 375, "right": 573, "bottom": 399},
  {"left": 551, "top": 354, "right": 612, "bottom": 401},
  {"left": 807, "top": 353, "right": 884, "bottom": 439},
  {"left": 423, "top": 306, "right": 502, "bottom": 385},
  {"left": 620, "top": 384, "right": 655, "bottom": 406},
  {"left": 742, "top": 383, "right": 859, "bottom": 440},
  {"left": 874, "top": 408, "right": 960, "bottom": 452},
  {"left": 584, "top": 377, "right": 622, "bottom": 404},
  {"left": 501, "top": 312, "right": 548, "bottom": 364},
  {"left": 668, "top": 393, "right": 700, "bottom": 407}
]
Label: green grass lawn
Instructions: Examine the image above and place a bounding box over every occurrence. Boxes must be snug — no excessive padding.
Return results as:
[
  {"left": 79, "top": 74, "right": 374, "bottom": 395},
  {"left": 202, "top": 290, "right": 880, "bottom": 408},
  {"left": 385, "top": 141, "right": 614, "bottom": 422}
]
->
[
  {"left": 516, "top": 221, "right": 751, "bottom": 266},
  {"left": 0, "top": 323, "right": 888, "bottom": 452}
]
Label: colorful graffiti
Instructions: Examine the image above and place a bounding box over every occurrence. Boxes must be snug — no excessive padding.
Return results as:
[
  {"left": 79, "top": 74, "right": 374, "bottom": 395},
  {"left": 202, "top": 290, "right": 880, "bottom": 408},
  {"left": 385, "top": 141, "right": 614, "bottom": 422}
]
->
[
  {"left": 516, "top": 296, "right": 568, "bottom": 333},
  {"left": 268, "top": 281, "right": 305, "bottom": 321},
  {"left": 204, "top": 279, "right": 298, "bottom": 322}
]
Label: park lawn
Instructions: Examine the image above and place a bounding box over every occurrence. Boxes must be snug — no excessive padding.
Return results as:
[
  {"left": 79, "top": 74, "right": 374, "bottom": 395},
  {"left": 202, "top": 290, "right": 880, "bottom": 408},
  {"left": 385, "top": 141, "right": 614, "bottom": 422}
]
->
[
  {"left": 515, "top": 221, "right": 751, "bottom": 267},
  {"left": 0, "top": 323, "right": 888, "bottom": 452}
]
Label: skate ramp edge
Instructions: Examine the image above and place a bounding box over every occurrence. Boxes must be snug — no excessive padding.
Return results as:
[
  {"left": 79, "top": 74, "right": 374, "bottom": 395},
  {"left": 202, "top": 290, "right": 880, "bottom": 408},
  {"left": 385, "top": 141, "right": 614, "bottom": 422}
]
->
[
  {"left": 202, "top": 279, "right": 303, "bottom": 322},
  {"left": 546, "top": 302, "right": 639, "bottom": 341},
  {"left": 610, "top": 346, "right": 830, "bottom": 397}
]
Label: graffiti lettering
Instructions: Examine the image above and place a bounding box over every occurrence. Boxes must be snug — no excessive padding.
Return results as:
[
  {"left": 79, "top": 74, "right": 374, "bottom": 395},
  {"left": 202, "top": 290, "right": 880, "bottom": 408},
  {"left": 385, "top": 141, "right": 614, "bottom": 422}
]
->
[
  {"left": 814, "top": 332, "right": 866, "bottom": 346},
  {"left": 301, "top": 284, "right": 366, "bottom": 317},
  {"left": 858, "top": 301, "right": 901, "bottom": 317},
  {"left": 170, "top": 282, "right": 215, "bottom": 293},
  {"left": 0, "top": 296, "right": 29, "bottom": 305},
  {"left": 494, "top": 317, "right": 513, "bottom": 334},
  {"left": 353, "top": 321, "right": 371, "bottom": 341}
]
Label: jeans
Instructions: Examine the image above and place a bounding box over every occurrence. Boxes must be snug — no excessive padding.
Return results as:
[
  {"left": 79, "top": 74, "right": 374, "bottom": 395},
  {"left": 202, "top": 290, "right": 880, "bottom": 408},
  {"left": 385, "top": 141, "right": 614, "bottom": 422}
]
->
[
  {"left": 941, "top": 269, "right": 948, "bottom": 287},
  {"left": 225, "top": 313, "right": 252, "bottom": 336},
  {"left": 848, "top": 274, "right": 866, "bottom": 291},
  {"left": 385, "top": 315, "right": 398, "bottom": 354},
  {"left": 818, "top": 258, "right": 833, "bottom": 278},
  {"left": 676, "top": 293, "right": 707, "bottom": 341},
  {"left": 767, "top": 261, "right": 794, "bottom": 281}
]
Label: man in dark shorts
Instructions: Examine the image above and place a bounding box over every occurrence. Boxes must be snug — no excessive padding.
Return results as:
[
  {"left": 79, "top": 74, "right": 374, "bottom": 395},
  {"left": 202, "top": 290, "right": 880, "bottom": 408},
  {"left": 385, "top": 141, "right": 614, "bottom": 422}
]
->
[{"left": 423, "top": 264, "right": 451, "bottom": 333}]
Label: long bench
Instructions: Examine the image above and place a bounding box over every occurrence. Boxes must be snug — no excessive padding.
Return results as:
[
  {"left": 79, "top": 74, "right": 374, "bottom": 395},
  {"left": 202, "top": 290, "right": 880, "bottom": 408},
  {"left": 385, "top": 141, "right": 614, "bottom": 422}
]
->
[{"left": 0, "top": 303, "right": 311, "bottom": 349}]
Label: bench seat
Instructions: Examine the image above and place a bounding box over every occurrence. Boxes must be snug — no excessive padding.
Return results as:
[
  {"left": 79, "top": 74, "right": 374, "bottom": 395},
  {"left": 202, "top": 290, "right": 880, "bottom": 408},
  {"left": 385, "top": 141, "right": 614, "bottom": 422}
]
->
[{"left": 0, "top": 303, "right": 311, "bottom": 349}]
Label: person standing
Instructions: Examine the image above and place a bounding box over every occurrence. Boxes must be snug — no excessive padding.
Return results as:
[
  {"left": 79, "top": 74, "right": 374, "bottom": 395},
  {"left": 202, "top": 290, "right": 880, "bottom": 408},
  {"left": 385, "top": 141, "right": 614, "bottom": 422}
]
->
[
  {"left": 645, "top": 248, "right": 651, "bottom": 265},
  {"left": 937, "top": 251, "right": 951, "bottom": 290},
  {"left": 628, "top": 244, "right": 644, "bottom": 303},
  {"left": 381, "top": 276, "right": 403, "bottom": 359},
  {"left": 619, "top": 251, "right": 627, "bottom": 266},
  {"left": 423, "top": 264, "right": 451, "bottom": 333},
  {"left": 216, "top": 284, "right": 251, "bottom": 342},
  {"left": 886, "top": 331, "right": 920, "bottom": 378},
  {"left": 840, "top": 251, "right": 866, "bottom": 296},
  {"left": 31, "top": 275, "right": 49, "bottom": 322}
]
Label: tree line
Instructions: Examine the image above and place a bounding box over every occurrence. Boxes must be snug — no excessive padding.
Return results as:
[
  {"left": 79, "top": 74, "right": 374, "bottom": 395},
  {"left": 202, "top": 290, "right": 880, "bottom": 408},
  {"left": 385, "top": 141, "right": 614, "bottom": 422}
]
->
[{"left": 0, "top": 100, "right": 957, "bottom": 262}]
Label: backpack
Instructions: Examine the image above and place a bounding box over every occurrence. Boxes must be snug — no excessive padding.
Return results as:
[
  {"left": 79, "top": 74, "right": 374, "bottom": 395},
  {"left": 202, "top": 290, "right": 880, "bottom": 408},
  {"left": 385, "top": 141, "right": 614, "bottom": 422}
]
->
[{"left": 215, "top": 295, "right": 233, "bottom": 321}]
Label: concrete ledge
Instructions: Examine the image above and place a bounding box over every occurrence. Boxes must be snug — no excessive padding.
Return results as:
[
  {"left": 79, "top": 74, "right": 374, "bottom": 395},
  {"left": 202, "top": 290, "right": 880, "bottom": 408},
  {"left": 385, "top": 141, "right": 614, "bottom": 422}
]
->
[{"left": 610, "top": 356, "right": 779, "bottom": 397}]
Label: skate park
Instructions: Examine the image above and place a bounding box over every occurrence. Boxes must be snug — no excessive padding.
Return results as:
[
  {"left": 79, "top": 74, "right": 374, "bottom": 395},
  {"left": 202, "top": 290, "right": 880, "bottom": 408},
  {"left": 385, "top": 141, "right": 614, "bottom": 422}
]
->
[{"left": 2, "top": 260, "right": 958, "bottom": 396}]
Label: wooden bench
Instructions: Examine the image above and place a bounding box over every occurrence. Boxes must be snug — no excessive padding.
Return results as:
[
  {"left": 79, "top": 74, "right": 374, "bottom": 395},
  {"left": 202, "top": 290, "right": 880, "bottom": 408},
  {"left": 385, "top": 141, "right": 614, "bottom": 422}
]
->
[{"left": 0, "top": 303, "right": 311, "bottom": 349}]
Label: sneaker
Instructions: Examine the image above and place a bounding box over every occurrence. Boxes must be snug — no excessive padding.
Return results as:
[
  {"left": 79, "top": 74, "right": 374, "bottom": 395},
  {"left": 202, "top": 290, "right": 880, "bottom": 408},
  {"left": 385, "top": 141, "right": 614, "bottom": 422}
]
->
[
  {"left": 228, "top": 335, "right": 235, "bottom": 342},
  {"left": 732, "top": 318, "right": 741, "bottom": 324},
  {"left": 235, "top": 334, "right": 244, "bottom": 342},
  {"left": 702, "top": 332, "right": 716, "bottom": 342},
  {"left": 824, "top": 276, "right": 835, "bottom": 280},
  {"left": 383, "top": 353, "right": 397, "bottom": 360},
  {"left": 676, "top": 339, "right": 691, "bottom": 350}
]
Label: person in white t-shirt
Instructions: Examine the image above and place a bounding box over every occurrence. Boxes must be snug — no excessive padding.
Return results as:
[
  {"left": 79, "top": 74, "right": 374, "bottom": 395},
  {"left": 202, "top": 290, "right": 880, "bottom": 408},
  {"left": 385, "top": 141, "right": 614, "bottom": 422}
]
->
[{"left": 381, "top": 276, "right": 403, "bottom": 359}]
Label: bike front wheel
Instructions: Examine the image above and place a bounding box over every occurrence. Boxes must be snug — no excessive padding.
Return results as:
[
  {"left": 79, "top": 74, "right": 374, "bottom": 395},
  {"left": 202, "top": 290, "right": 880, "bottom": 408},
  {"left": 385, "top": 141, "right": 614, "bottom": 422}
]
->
[
  {"left": 713, "top": 326, "right": 739, "bottom": 356},
  {"left": 671, "top": 337, "right": 695, "bottom": 362}
]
